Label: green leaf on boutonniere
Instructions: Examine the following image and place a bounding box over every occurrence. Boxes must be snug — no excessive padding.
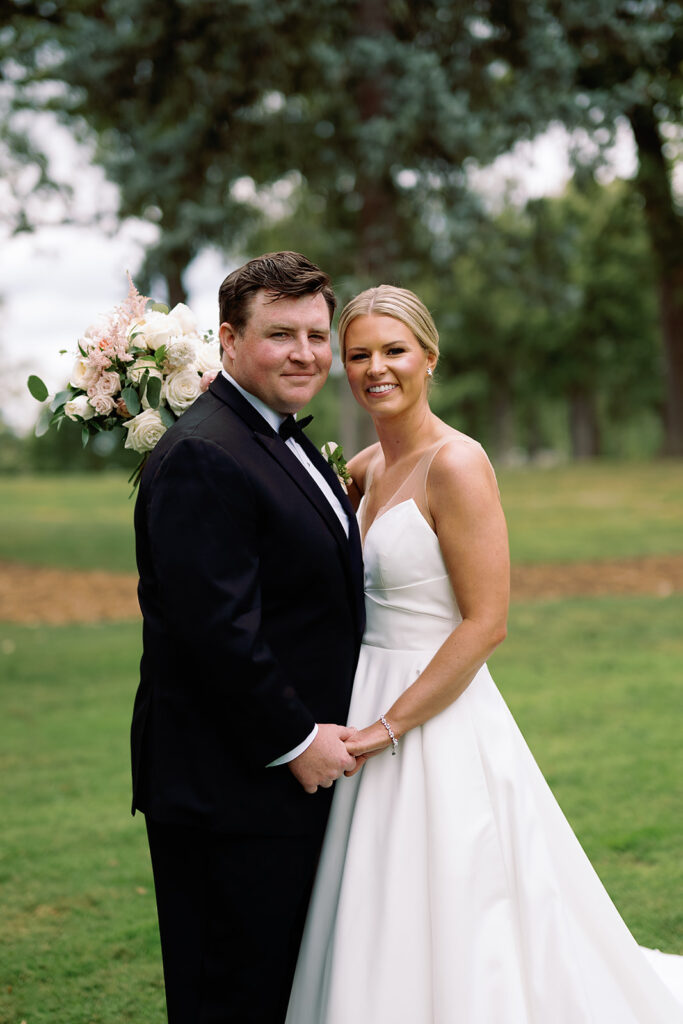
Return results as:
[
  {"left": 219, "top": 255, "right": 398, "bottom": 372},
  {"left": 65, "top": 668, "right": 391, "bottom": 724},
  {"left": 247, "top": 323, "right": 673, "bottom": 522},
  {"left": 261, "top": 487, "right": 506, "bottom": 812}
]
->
[
  {"left": 321, "top": 441, "right": 352, "bottom": 488},
  {"left": 27, "top": 375, "right": 48, "bottom": 402},
  {"left": 122, "top": 387, "right": 141, "bottom": 416}
]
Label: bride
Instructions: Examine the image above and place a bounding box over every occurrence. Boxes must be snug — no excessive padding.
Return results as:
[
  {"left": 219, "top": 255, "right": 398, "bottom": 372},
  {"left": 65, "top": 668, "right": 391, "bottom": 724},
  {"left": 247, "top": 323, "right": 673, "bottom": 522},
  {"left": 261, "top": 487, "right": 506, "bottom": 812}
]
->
[{"left": 286, "top": 285, "right": 683, "bottom": 1022}]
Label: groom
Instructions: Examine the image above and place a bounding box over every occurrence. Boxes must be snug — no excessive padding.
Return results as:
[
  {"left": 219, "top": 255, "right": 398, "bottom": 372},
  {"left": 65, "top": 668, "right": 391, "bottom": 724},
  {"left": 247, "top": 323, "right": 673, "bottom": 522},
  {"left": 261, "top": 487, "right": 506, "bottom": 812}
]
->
[{"left": 130, "top": 252, "right": 365, "bottom": 1022}]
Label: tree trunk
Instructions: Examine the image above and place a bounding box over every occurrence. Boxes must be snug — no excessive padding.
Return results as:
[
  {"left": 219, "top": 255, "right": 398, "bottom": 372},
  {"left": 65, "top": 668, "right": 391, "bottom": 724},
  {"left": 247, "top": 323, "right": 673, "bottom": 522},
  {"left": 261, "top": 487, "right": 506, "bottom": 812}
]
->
[
  {"left": 164, "top": 261, "right": 188, "bottom": 307},
  {"left": 628, "top": 103, "right": 683, "bottom": 454},
  {"left": 343, "top": 0, "right": 394, "bottom": 452},
  {"left": 568, "top": 388, "right": 601, "bottom": 459}
]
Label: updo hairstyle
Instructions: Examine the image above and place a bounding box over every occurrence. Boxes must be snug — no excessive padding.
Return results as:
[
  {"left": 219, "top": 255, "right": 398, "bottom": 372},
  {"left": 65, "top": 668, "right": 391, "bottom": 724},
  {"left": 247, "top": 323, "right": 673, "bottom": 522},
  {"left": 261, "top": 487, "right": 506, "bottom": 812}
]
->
[{"left": 337, "top": 285, "right": 439, "bottom": 365}]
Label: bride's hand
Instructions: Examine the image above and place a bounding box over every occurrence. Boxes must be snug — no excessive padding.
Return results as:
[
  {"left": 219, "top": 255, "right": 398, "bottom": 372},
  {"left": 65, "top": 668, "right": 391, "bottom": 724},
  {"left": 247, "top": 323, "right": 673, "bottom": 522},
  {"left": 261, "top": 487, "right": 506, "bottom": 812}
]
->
[{"left": 343, "top": 721, "right": 394, "bottom": 775}]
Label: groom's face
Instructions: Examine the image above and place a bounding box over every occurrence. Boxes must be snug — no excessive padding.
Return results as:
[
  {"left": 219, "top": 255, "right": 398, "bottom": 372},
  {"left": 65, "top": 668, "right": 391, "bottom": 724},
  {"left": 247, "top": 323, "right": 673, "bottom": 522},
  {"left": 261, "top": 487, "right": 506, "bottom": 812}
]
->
[{"left": 220, "top": 289, "right": 333, "bottom": 414}]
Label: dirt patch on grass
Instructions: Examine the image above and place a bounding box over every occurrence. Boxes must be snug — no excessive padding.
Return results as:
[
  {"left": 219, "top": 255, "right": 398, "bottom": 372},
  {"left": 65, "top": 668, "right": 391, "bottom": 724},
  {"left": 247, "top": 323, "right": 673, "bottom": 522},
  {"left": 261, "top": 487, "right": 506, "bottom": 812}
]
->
[
  {"left": 1, "top": 555, "right": 683, "bottom": 625},
  {"left": 0, "top": 562, "right": 140, "bottom": 625}
]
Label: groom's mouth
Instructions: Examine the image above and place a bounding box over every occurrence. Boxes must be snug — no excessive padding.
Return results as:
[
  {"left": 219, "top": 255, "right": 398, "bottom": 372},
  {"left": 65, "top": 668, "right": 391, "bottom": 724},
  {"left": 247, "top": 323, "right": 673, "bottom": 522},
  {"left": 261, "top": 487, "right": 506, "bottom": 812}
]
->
[{"left": 367, "top": 383, "right": 398, "bottom": 395}]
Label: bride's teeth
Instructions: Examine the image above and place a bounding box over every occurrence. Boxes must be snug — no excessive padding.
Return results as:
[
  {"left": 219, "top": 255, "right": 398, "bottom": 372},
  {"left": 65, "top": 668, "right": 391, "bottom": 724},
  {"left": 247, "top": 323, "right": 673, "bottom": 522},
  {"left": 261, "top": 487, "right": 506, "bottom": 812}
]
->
[{"left": 368, "top": 384, "right": 396, "bottom": 393}]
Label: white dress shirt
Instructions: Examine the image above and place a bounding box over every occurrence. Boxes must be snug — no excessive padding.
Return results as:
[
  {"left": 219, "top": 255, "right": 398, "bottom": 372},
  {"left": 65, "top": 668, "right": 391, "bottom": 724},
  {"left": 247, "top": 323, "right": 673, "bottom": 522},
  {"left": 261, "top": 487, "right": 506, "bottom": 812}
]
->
[{"left": 221, "top": 370, "right": 349, "bottom": 766}]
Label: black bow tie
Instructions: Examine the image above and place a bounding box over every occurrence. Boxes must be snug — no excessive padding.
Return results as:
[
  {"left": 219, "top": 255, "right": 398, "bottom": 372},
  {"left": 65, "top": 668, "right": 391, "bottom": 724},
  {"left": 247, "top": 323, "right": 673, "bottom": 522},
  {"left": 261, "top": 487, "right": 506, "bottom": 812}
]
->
[{"left": 278, "top": 414, "right": 313, "bottom": 441}]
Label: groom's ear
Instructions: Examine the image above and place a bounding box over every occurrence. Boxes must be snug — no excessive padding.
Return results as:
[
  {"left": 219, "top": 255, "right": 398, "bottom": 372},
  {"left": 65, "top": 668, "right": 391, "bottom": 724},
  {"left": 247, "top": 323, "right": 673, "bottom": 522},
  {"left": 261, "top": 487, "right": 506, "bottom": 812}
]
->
[{"left": 219, "top": 322, "right": 238, "bottom": 362}]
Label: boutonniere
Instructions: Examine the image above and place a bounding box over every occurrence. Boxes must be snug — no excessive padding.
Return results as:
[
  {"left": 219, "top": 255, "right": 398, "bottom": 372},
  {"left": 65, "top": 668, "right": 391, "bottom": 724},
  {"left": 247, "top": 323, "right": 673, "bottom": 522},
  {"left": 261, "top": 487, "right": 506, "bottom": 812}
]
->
[{"left": 321, "top": 441, "right": 352, "bottom": 493}]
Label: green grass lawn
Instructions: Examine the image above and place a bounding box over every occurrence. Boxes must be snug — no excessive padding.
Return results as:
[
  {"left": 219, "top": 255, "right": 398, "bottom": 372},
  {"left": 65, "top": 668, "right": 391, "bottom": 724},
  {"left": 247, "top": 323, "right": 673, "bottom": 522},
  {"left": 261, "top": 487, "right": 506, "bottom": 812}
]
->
[
  {"left": 497, "top": 459, "right": 683, "bottom": 563},
  {"left": 0, "top": 474, "right": 137, "bottom": 573},
  {"left": 1, "top": 595, "right": 681, "bottom": 1022},
  {"left": 1, "top": 459, "right": 682, "bottom": 573}
]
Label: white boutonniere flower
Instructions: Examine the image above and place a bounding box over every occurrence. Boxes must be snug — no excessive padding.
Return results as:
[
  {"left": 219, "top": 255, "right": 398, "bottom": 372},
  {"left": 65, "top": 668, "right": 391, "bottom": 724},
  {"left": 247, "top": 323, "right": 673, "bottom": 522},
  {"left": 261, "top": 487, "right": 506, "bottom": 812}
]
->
[{"left": 321, "top": 441, "right": 352, "bottom": 493}]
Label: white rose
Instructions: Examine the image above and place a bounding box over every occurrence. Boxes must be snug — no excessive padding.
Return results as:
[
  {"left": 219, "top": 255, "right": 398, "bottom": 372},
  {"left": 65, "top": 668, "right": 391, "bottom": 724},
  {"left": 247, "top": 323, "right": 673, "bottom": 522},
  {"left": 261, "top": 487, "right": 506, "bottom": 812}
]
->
[
  {"left": 165, "top": 337, "right": 198, "bottom": 370},
  {"left": 127, "top": 358, "right": 163, "bottom": 385},
  {"left": 123, "top": 408, "right": 168, "bottom": 453},
  {"left": 64, "top": 395, "right": 96, "bottom": 421},
  {"left": 70, "top": 356, "right": 91, "bottom": 389},
  {"left": 163, "top": 367, "right": 202, "bottom": 416},
  {"left": 132, "top": 310, "right": 183, "bottom": 351},
  {"left": 168, "top": 303, "right": 198, "bottom": 335},
  {"left": 193, "top": 340, "right": 222, "bottom": 374}
]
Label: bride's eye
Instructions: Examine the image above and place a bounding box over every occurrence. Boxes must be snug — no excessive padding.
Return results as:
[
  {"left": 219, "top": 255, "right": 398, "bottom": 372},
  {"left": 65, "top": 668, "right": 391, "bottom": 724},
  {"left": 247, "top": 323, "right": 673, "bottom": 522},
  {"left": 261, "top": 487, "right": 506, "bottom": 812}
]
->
[
  {"left": 348, "top": 352, "right": 368, "bottom": 361},
  {"left": 388, "top": 347, "right": 406, "bottom": 355}
]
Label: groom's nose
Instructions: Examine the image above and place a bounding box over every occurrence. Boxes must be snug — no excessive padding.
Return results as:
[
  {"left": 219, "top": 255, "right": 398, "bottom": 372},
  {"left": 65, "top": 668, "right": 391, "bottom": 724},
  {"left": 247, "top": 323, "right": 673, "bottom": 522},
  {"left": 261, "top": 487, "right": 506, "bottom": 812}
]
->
[{"left": 289, "top": 336, "right": 316, "bottom": 363}]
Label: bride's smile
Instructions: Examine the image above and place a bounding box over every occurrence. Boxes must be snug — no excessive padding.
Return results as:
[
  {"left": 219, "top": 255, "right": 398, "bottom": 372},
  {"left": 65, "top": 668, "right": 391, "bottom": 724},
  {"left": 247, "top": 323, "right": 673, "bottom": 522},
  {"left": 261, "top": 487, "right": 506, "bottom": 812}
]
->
[{"left": 344, "top": 313, "right": 436, "bottom": 417}]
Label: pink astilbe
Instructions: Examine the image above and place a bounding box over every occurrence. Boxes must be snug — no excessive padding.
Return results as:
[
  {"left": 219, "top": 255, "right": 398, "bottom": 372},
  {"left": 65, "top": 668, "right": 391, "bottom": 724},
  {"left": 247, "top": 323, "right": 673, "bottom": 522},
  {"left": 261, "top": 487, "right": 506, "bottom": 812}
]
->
[{"left": 80, "top": 274, "right": 150, "bottom": 375}]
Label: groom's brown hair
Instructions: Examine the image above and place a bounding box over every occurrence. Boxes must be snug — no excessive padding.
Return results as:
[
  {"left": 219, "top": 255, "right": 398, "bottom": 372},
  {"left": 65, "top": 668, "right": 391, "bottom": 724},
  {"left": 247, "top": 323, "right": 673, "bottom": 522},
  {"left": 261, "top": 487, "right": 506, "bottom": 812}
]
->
[{"left": 219, "top": 251, "right": 337, "bottom": 333}]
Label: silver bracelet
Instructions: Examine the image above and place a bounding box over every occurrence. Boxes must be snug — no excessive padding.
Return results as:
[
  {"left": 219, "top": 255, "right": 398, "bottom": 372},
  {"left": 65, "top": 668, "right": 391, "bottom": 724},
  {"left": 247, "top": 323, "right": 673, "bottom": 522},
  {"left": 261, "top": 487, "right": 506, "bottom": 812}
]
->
[{"left": 379, "top": 714, "right": 398, "bottom": 755}]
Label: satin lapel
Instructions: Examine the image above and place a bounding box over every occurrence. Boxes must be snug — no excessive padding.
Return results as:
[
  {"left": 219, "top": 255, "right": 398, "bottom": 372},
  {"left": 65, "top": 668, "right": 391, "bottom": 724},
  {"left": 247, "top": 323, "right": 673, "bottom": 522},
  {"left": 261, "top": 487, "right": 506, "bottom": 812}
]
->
[
  {"left": 299, "top": 435, "right": 366, "bottom": 641},
  {"left": 208, "top": 374, "right": 277, "bottom": 435},
  {"left": 255, "top": 433, "right": 350, "bottom": 553}
]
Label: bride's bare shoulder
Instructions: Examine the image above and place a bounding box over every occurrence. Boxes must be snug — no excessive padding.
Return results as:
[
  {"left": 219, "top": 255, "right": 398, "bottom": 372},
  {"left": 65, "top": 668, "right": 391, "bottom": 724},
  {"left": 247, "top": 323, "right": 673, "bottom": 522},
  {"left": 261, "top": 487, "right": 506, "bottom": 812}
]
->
[{"left": 428, "top": 429, "right": 498, "bottom": 500}]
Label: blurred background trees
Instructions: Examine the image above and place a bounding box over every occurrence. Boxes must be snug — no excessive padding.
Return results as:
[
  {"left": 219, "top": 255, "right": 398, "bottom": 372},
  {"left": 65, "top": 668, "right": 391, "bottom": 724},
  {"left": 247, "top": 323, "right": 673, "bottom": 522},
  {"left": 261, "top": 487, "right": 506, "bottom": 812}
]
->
[{"left": 1, "top": 0, "right": 680, "bottom": 464}]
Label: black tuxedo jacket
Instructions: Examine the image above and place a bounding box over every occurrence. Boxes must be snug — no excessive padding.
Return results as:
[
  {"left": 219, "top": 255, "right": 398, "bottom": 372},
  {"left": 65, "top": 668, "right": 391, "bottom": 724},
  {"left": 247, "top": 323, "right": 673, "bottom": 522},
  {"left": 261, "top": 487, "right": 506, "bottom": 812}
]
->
[{"left": 131, "top": 375, "right": 365, "bottom": 836}]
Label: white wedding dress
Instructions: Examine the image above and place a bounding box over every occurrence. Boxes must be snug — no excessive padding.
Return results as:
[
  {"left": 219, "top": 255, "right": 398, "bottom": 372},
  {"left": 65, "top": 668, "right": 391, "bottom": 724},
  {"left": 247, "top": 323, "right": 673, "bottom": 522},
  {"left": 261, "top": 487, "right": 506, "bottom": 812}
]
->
[{"left": 286, "top": 439, "right": 683, "bottom": 1023}]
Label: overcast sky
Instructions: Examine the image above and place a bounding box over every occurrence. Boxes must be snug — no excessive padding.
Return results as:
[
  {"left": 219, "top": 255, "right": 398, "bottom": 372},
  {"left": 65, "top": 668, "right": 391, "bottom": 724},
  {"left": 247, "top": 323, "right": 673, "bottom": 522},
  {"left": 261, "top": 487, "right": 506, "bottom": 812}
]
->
[{"left": 0, "top": 117, "right": 637, "bottom": 434}]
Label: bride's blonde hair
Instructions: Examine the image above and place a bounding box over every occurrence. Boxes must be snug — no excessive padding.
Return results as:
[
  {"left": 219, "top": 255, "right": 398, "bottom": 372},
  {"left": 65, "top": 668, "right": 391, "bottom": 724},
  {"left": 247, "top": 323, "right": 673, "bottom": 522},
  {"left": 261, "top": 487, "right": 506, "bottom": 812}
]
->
[{"left": 337, "top": 285, "right": 439, "bottom": 365}]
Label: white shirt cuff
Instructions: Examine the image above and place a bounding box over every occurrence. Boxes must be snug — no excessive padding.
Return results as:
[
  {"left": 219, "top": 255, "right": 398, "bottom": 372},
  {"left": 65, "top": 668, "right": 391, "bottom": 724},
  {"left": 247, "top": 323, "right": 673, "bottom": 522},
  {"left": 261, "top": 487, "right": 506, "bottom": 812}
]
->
[{"left": 266, "top": 724, "right": 319, "bottom": 767}]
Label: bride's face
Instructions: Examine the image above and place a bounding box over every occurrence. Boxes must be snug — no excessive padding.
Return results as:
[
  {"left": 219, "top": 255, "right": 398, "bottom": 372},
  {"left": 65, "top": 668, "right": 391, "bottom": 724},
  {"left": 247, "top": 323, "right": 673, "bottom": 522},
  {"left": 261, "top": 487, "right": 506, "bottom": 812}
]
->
[{"left": 344, "top": 314, "right": 436, "bottom": 418}]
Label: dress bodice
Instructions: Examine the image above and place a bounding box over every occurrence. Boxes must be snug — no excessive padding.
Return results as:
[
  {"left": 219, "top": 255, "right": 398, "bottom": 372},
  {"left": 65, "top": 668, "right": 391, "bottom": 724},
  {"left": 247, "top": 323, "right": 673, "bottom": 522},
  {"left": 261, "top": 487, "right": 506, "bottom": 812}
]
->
[{"left": 360, "top": 496, "right": 461, "bottom": 652}]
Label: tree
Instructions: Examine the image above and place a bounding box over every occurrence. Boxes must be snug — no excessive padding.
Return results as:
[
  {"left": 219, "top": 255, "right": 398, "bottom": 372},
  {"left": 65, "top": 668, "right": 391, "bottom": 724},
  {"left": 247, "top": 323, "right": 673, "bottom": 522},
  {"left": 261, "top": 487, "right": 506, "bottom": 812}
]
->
[
  {"left": 544, "top": 0, "right": 683, "bottom": 452},
  {"left": 434, "top": 180, "right": 661, "bottom": 459},
  {"left": 3, "top": 0, "right": 679, "bottom": 454}
]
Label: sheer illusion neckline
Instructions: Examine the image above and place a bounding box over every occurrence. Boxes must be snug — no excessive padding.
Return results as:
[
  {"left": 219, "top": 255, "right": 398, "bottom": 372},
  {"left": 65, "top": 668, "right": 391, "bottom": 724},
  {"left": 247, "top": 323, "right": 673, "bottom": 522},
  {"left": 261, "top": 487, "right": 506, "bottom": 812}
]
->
[{"left": 359, "top": 437, "right": 456, "bottom": 544}]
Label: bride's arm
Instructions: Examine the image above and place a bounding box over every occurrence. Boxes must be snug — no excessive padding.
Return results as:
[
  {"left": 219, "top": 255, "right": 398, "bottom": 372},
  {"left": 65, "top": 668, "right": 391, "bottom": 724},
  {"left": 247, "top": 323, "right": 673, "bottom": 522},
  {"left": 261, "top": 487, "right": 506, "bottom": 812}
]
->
[{"left": 346, "top": 441, "right": 509, "bottom": 764}]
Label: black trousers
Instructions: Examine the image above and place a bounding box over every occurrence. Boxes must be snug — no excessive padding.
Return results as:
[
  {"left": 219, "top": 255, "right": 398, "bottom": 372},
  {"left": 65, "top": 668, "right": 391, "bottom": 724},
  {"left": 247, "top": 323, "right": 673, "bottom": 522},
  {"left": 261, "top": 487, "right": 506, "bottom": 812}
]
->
[{"left": 145, "top": 817, "right": 324, "bottom": 1024}]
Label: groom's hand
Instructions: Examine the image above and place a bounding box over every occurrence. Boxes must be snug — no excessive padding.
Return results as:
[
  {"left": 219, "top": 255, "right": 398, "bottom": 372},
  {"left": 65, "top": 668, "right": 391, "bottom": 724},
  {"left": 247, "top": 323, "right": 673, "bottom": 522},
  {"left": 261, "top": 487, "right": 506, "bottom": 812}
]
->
[{"left": 289, "top": 725, "right": 357, "bottom": 794}]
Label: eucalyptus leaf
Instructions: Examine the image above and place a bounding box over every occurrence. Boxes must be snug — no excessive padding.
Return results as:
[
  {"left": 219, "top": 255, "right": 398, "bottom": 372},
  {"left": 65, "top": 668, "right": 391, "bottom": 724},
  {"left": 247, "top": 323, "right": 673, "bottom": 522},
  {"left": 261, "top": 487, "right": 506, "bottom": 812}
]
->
[
  {"left": 27, "top": 375, "right": 48, "bottom": 402},
  {"left": 159, "top": 405, "right": 176, "bottom": 428},
  {"left": 34, "top": 405, "right": 52, "bottom": 437},
  {"left": 122, "top": 386, "right": 141, "bottom": 416},
  {"left": 150, "top": 302, "right": 169, "bottom": 314},
  {"left": 146, "top": 375, "right": 162, "bottom": 409},
  {"left": 49, "top": 389, "right": 72, "bottom": 413},
  {"left": 81, "top": 427, "right": 90, "bottom": 448}
]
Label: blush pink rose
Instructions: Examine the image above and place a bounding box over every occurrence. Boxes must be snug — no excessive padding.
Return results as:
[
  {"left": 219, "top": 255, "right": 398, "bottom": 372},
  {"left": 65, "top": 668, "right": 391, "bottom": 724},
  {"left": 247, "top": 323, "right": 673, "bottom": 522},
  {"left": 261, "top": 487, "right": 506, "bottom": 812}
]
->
[{"left": 200, "top": 370, "right": 219, "bottom": 393}]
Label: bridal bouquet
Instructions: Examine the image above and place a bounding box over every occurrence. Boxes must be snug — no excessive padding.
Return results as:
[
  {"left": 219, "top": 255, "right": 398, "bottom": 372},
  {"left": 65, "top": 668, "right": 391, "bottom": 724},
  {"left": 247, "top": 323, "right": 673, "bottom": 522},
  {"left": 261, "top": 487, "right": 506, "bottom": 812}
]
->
[{"left": 28, "top": 276, "right": 221, "bottom": 488}]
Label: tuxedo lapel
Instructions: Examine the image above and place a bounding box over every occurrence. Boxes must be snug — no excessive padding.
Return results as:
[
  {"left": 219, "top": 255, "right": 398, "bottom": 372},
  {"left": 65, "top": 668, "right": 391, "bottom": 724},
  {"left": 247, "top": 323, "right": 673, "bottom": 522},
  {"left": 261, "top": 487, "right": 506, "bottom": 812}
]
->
[
  {"left": 209, "top": 374, "right": 350, "bottom": 555},
  {"left": 255, "top": 432, "right": 350, "bottom": 554},
  {"left": 299, "top": 435, "right": 365, "bottom": 635},
  {"left": 209, "top": 374, "right": 278, "bottom": 436}
]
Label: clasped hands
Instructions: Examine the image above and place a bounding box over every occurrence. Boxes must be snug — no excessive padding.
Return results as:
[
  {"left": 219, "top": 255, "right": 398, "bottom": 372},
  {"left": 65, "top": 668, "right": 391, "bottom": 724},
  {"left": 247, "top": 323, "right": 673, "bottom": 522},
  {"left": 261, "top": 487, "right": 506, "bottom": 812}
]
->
[{"left": 289, "top": 720, "right": 395, "bottom": 794}]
